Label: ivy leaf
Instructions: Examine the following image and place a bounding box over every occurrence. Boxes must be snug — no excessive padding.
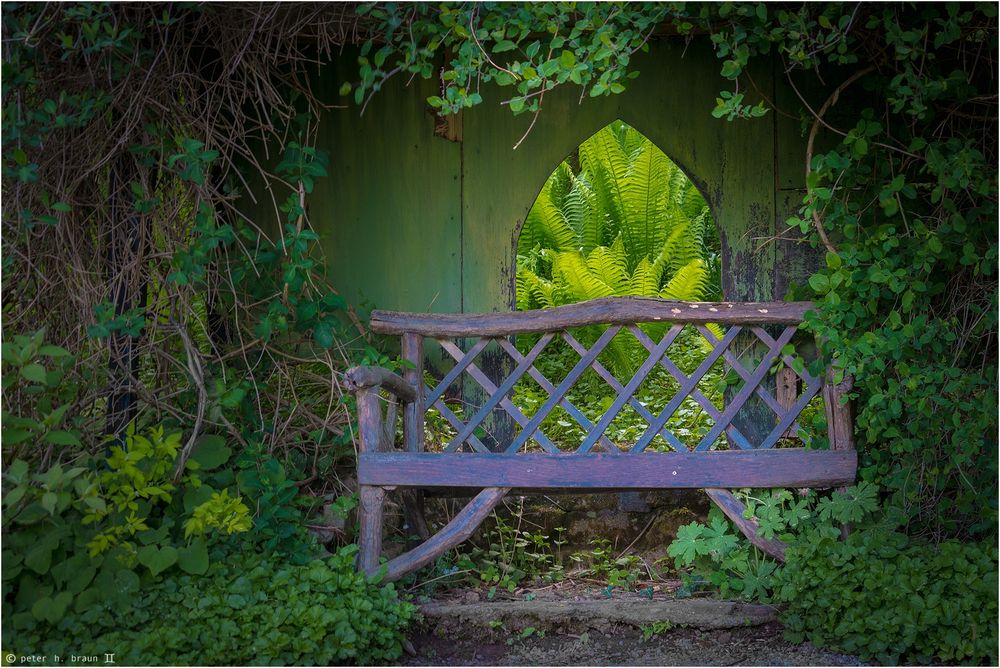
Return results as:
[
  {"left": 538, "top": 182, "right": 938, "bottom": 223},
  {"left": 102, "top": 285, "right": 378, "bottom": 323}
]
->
[
  {"left": 20, "top": 363, "right": 47, "bottom": 383},
  {"left": 313, "top": 319, "right": 335, "bottom": 349},
  {"left": 137, "top": 544, "right": 179, "bottom": 577},
  {"left": 44, "top": 430, "right": 81, "bottom": 447},
  {"left": 190, "top": 435, "right": 231, "bottom": 470},
  {"left": 178, "top": 539, "right": 209, "bottom": 575},
  {"left": 31, "top": 592, "right": 73, "bottom": 624}
]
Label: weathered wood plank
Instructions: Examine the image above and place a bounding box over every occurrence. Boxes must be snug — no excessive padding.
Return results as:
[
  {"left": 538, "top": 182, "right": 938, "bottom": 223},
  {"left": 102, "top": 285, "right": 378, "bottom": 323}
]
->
[
  {"left": 496, "top": 337, "right": 619, "bottom": 454},
  {"left": 345, "top": 366, "right": 417, "bottom": 404},
  {"left": 370, "top": 298, "right": 814, "bottom": 336},
  {"left": 401, "top": 333, "right": 429, "bottom": 543},
  {"left": 776, "top": 367, "right": 799, "bottom": 439},
  {"left": 824, "top": 369, "right": 855, "bottom": 454},
  {"left": 705, "top": 489, "right": 787, "bottom": 561},
  {"left": 759, "top": 378, "right": 822, "bottom": 448},
  {"left": 355, "top": 388, "right": 384, "bottom": 454},
  {"left": 425, "top": 338, "right": 490, "bottom": 409},
  {"left": 448, "top": 333, "right": 554, "bottom": 451},
  {"left": 690, "top": 326, "right": 796, "bottom": 451},
  {"left": 357, "top": 485, "right": 387, "bottom": 573},
  {"left": 577, "top": 325, "right": 682, "bottom": 453},
  {"left": 506, "top": 326, "right": 623, "bottom": 453},
  {"left": 632, "top": 326, "right": 744, "bottom": 452},
  {"left": 439, "top": 338, "right": 559, "bottom": 453},
  {"left": 358, "top": 450, "right": 857, "bottom": 489},
  {"left": 434, "top": 398, "right": 490, "bottom": 453},
  {"left": 628, "top": 325, "right": 754, "bottom": 451},
  {"left": 562, "top": 330, "right": 685, "bottom": 452},
  {"left": 402, "top": 333, "right": 425, "bottom": 452},
  {"left": 751, "top": 326, "right": 820, "bottom": 387},
  {"left": 366, "top": 487, "right": 510, "bottom": 581},
  {"left": 696, "top": 324, "right": 801, "bottom": 436}
]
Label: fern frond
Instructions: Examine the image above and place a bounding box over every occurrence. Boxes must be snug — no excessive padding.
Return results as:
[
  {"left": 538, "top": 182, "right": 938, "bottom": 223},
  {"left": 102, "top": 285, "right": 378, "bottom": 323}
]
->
[
  {"left": 586, "top": 244, "right": 629, "bottom": 293},
  {"left": 627, "top": 257, "right": 663, "bottom": 297},
  {"left": 552, "top": 251, "right": 616, "bottom": 302},
  {"left": 621, "top": 141, "right": 673, "bottom": 270},
  {"left": 517, "top": 267, "right": 558, "bottom": 310},
  {"left": 659, "top": 259, "right": 709, "bottom": 301},
  {"left": 568, "top": 172, "right": 602, "bottom": 253}
]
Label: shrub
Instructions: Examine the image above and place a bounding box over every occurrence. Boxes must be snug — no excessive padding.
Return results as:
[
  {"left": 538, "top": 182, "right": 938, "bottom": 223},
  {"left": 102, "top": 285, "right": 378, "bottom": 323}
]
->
[
  {"left": 778, "top": 527, "right": 998, "bottom": 665},
  {"left": 9, "top": 544, "right": 414, "bottom": 666}
]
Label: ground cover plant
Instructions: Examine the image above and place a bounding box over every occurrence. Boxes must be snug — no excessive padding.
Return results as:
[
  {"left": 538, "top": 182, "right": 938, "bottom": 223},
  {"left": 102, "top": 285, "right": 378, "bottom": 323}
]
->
[{"left": 3, "top": 2, "right": 997, "bottom": 666}]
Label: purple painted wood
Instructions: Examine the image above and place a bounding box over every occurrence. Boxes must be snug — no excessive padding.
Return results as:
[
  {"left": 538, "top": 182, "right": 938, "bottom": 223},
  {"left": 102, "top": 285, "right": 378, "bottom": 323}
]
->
[
  {"left": 438, "top": 338, "right": 559, "bottom": 453},
  {"left": 358, "top": 450, "right": 857, "bottom": 489},
  {"left": 577, "top": 325, "right": 682, "bottom": 453},
  {"left": 402, "top": 332, "right": 425, "bottom": 452},
  {"left": 562, "top": 330, "right": 686, "bottom": 452},
  {"left": 695, "top": 324, "right": 801, "bottom": 437},
  {"left": 632, "top": 326, "right": 744, "bottom": 452},
  {"left": 366, "top": 487, "right": 510, "bottom": 581},
  {"left": 424, "top": 338, "right": 490, "bottom": 409},
  {"left": 628, "top": 325, "right": 754, "bottom": 451},
  {"left": 496, "top": 337, "right": 619, "bottom": 454},
  {"left": 433, "top": 398, "right": 490, "bottom": 453},
  {"left": 355, "top": 388, "right": 384, "bottom": 454},
  {"left": 344, "top": 366, "right": 417, "bottom": 403},
  {"left": 705, "top": 489, "right": 787, "bottom": 561},
  {"left": 689, "top": 325, "right": 797, "bottom": 451},
  {"left": 751, "top": 326, "right": 820, "bottom": 388},
  {"left": 401, "top": 332, "right": 430, "bottom": 543},
  {"left": 505, "top": 326, "right": 623, "bottom": 453},
  {"left": 370, "top": 298, "right": 813, "bottom": 336},
  {"left": 357, "top": 485, "right": 386, "bottom": 573},
  {"left": 448, "top": 333, "right": 554, "bottom": 452},
  {"left": 759, "top": 377, "right": 822, "bottom": 449}
]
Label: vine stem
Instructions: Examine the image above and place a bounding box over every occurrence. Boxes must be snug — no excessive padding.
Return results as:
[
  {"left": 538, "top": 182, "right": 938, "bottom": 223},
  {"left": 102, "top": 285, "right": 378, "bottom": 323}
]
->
[{"left": 805, "top": 65, "right": 875, "bottom": 255}]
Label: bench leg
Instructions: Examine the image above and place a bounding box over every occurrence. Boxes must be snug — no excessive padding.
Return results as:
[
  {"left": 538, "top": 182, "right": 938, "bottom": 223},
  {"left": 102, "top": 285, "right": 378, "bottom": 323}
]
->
[
  {"left": 358, "top": 485, "right": 387, "bottom": 573},
  {"left": 372, "top": 487, "right": 509, "bottom": 582}
]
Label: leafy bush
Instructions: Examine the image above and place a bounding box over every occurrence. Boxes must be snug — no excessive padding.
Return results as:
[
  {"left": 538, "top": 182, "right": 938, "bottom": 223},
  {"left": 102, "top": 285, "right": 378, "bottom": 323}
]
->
[
  {"left": 2, "top": 427, "right": 254, "bottom": 634},
  {"left": 778, "top": 529, "right": 998, "bottom": 665},
  {"left": 1, "top": 331, "right": 85, "bottom": 460},
  {"left": 667, "top": 484, "right": 879, "bottom": 603},
  {"left": 9, "top": 545, "right": 415, "bottom": 666}
]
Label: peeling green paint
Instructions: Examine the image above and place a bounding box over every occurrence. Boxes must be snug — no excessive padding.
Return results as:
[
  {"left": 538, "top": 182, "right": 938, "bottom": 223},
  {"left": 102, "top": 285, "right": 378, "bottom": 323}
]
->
[{"left": 244, "top": 40, "right": 825, "bottom": 444}]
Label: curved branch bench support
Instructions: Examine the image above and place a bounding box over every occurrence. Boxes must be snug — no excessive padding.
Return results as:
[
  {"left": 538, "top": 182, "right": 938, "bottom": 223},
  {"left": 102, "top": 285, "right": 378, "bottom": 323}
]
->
[
  {"left": 705, "top": 489, "right": 787, "bottom": 561},
  {"left": 363, "top": 487, "right": 509, "bottom": 581},
  {"left": 348, "top": 297, "right": 856, "bottom": 579}
]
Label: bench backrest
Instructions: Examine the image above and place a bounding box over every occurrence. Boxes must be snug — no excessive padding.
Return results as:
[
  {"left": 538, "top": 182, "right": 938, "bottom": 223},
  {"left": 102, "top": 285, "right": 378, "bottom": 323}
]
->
[
  {"left": 349, "top": 297, "right": 856, "bottom": 577},
  {"left": 366, "top": 297, "right": 848, "bottom": 461}
]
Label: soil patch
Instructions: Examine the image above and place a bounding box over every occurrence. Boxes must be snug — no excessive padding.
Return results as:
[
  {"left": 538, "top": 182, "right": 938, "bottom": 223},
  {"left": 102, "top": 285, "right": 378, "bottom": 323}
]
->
[{"left": 405, "top": 621, "right": 865, "bottom": 666}]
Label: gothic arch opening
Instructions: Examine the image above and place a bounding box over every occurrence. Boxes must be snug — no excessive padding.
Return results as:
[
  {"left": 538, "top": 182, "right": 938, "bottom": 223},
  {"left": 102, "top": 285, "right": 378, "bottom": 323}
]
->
[{"left": 515, "top": 119, "right": 722, "bottom": 314}]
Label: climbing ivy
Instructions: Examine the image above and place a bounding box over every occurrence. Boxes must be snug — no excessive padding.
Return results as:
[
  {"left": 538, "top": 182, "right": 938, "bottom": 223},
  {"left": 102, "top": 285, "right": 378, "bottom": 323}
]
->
[{"left": 355, "top": 0, "right": 998, "bottom": 541}]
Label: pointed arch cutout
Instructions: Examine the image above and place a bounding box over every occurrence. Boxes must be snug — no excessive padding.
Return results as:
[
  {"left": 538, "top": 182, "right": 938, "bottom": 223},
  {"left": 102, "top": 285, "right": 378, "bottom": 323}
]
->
[{"left": 515, "top": 119, "right": 723, "bottom": 315}]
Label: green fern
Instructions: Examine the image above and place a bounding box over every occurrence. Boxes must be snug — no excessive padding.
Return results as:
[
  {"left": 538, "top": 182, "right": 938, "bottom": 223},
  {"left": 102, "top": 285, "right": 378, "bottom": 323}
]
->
[
  {"left": 659, "top": 259, "right": 710, "bottom": 301},
  {"left": 516, "top": 121, "right": 720, "bottom": 374}
]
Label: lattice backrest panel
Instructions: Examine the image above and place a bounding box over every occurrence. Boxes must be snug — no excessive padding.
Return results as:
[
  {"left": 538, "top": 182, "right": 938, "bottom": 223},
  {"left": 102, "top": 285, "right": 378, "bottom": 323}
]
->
[{"left": 369, "top": 298, "right": 826, "bottom": 455}]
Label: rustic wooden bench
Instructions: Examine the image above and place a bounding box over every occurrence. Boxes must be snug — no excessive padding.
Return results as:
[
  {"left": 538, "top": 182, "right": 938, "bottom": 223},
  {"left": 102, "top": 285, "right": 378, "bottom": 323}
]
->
[{"left": 344, "top": 297, "right": 856, "bottom": 581}]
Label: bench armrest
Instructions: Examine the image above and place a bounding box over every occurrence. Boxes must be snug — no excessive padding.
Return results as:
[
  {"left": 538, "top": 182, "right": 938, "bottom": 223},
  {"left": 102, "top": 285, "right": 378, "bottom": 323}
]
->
[{"left": 344, "top": 366, "right": 417, "bottom": 403}]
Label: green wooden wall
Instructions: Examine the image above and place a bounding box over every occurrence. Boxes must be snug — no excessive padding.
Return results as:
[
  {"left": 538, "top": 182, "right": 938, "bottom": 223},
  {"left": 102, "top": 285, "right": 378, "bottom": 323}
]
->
[{"left": 305, "top": 40, "right": 820, "bottom": 317}]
